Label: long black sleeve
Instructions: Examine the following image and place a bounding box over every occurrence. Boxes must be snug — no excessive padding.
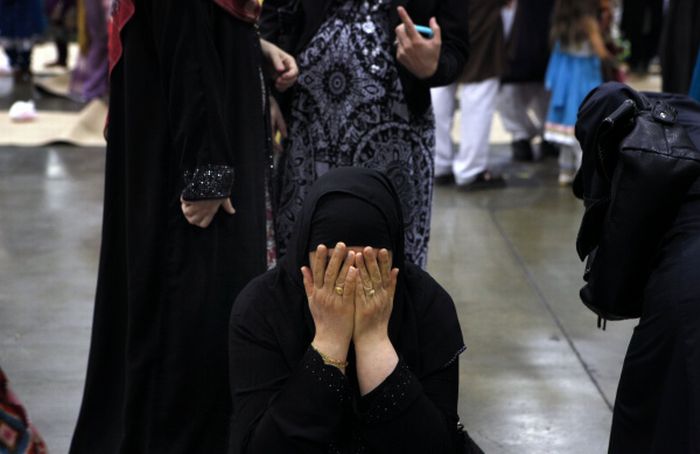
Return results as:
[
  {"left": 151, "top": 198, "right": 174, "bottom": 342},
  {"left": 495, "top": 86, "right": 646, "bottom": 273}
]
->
[
  {"left": 229, "top": 308, "right": 352, "bottom": 454},
  {"left": 357, "top": 359, "right": 459, "bottom": 453},
  {"left": 149, "top": 0, "right": 237, "bottom": 200},
  {"left": 423, "top": 0, "right": 470, "bottom": 87}
]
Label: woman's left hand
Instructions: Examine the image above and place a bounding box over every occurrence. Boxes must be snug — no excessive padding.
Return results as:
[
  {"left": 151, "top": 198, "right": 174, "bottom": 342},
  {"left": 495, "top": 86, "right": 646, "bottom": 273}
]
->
[
  {"left": 352, "top": 247, "right": 399, "bottom": 346},
  {"left": 260, "top": 39, "right": 299, "bottom": 92},
  {"left": 394, "top": 7, "right": 442, "bottom": 79}
]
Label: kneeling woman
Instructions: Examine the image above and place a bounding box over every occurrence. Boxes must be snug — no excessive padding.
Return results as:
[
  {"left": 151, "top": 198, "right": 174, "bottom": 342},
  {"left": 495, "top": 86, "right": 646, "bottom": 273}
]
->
[{"left": 228, "top": 168, "right": 470, "bottom": 453}]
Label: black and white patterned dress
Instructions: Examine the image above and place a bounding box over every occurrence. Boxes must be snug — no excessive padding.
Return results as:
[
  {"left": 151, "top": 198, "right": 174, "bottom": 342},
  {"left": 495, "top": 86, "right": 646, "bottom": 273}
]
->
[{"left": 275, "top": 0, "right": 435, "bottom": 267}]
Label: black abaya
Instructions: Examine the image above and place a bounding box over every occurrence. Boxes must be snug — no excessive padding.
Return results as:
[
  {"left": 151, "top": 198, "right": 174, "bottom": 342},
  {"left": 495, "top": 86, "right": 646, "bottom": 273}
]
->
[
  {"left": 69, "top": 1, "right": 268, "bottom": 453},
  {"left": 660, "top": 0, "right": 700, "bottom": 94},
  {"left": 574, "top": 83, "right": 700, "bottom": 452},
  {"left": 228, "top": 168, "right": 468, "bottom": 453}
]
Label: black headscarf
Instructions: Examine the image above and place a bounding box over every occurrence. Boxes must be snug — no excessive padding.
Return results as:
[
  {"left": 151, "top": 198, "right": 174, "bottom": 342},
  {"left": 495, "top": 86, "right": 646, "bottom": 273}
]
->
[
  {"left": 269, "top": 167, "right": 463, "bottom": 376},
  {"left": 282, "top": 167, "right": 406, "bottom": 274},
  {"left": 307, "top": 194, "right": 393, "bottom": 253}
]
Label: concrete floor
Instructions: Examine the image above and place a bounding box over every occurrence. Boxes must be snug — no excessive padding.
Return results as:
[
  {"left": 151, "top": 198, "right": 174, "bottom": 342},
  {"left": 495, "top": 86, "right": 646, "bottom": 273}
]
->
[
  {"left": 0, "top": 61, "right": 652, "bottom": 454},
  {"left": 0, "top": 141, "right": 638, "bottom": 454}
]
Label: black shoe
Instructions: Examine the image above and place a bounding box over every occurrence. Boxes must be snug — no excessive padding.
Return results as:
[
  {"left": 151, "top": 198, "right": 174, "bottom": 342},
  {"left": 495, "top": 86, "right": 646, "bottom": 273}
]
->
[
  {"left": 540, "top": 140, "right": 560, "bottom": 159},
  {"left": 511, "top": 139, "right": 534, "bottom": 162},
  {"left": 458, "top": 170, "right": 506, "bottom": 192},
  {"left": 434, "top": 173, "right": 455, "bottom": 186}
]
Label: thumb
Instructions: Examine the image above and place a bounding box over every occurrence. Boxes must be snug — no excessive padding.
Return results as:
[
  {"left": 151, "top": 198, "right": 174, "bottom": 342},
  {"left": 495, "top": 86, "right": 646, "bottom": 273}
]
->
[
  {"left": 301, "top": 266, "right": 315, "bottom": 298},
  {"left": 430, "top": 17, "right": 442, "bottom": 42},
  {"left": 222, "top": 198, "right": 236, "bottom": 214},
  {"left": 271, "top": 51, "right": 285, "bottom": 73}
]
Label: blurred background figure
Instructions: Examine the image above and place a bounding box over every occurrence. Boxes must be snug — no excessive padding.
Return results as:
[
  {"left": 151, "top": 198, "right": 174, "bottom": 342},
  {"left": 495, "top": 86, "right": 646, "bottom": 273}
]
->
[
  {"left": 431, "top": 0, "right": 509, "bottom": 191},
  {"left": 497, "top": 0, "right": 557, "bottom": 162},
  {"left": 544, "top": 0, "right": 610, "bottom": 186},
  {"left": 44, "top": 0, "right": 76, "bottom": 68},
  {"left": 69, "top": 0, "right": 108, "bottom": 101},
  {"left": 690, "top": 49, "right": 700, "bottom": 102},
  {"left": 659, "top": 0, "right": 700, "bottom": 94},
  {"left": 0, "top": 0, "right": 46, "bottom": 120},
  {"left": 620, "top": 0, "right": 663, "bottom": 75}
]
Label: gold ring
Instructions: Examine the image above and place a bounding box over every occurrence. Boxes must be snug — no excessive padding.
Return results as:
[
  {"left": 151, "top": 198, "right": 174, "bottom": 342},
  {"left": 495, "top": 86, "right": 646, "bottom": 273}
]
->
[{"left": 334, "top": 286, "right": 344, "bottom": 296}]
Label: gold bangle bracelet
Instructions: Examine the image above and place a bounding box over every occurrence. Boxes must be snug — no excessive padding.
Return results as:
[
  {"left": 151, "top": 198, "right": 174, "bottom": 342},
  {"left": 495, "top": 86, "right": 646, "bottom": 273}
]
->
[{"left": 311, "top": 344, "right": 349, "bottom": 369}]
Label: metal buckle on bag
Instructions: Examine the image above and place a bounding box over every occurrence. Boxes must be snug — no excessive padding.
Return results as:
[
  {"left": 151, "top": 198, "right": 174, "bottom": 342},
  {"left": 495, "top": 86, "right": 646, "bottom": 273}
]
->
[{"left": 652, "top": 101, "right": 677, "bottom": 125}]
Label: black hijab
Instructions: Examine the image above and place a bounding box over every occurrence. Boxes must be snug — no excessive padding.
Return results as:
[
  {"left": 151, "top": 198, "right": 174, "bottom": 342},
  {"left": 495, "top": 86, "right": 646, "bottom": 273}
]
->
[{"left": 268, "top": 167, "right": 464, "bottom": 377}]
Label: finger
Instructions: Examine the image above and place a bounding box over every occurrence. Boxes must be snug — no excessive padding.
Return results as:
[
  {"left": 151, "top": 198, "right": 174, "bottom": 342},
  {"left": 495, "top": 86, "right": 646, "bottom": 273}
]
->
[
  {"left": 355, "top": 272, "right": 367, "bottom": 306},
  {"left": 387, "top": 268, "right": 400, "bottom": 301},
  {"left": 323, "top": 242, "right": 347, "bottom": 290},
  {"left": 301, "top": 266, "right": 314, "bottom": 298},
  {"left": 222, "top": 199, "right": 236, "bottom": 215},
  {"left": 283, "top": 54, "right": 299, "bottom": 78},
  {"left": 184, "top": 205, "right": 201, "bottom": 217},
  {"left": 312, "top": 244, "right": 327, "bottom": 289},
  {"left": 273, "top": 139, "right": 283, "bottom": 154},
  {"left": 277, "top": 114, "right": 288, "bottom": 139},
  {"left": 364, "top": 247, "right": 383, "bottom": 288},
  {"left": 355, "top": 252, "right": 373, "bottom": 290},
  {"left": 343, "top": 266, "right": 357, "bottom": 306},
  {"left": 397, "top": 6, "right": 419, "bottom": 40},
  {"left": 378, "top": 248, "right": 391, "bottom": 287},
  {"left": 187, "top": 214, "right": 204, "bottom": 226},
  {"left": 394, "top": 25, "right": 411, "bottom": 50},
  {"left": 335, "top": 250, "right": 355, "bottom": 288},
  {"left": 270, "top": 51, "right": 285, "bottom": 73},
  {"left": 198, "top": 214, "right": 214, "bottom": 228},
  {"left": 430, "top": 17, "right": 442, "bottom": 43}
]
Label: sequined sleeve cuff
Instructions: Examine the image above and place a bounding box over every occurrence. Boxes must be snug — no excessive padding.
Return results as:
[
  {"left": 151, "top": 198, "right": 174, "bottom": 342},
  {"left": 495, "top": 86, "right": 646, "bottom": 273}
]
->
[
  {"left": 302, "top": 347, "right": 352, "bottom": 404},
  {"left": 357, "top": 360, "right": 422, "bottom": 424},
  {"left": 181, "top": 164, "right": 235, "bottom": 201}
]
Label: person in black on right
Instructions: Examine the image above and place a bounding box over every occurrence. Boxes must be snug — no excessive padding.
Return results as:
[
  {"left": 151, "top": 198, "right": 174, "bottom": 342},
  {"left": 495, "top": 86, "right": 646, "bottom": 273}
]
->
[{"left": 574, "top": 82, "right": 700, "bottom": 453}]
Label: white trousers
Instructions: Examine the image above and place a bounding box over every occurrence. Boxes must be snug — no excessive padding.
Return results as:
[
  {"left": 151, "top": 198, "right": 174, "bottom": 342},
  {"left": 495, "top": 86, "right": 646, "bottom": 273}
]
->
[
  {"left": 559, "top": 143, "right": 583, "bottom": 172},
  {"left": 431, "top": 77, "right": 500, "bottom": 185},
  {"left": 497, "top": 82, "right": 549, "bottom": 142}
]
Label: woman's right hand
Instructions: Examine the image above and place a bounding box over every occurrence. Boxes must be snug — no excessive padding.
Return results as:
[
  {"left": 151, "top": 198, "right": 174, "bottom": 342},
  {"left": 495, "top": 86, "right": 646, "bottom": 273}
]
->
[
  {"left": 269, "top": 96, "right": 287, "bottom": 154},
  {"left": 301, "top": 243, "right": 357, "bottom": 364}
]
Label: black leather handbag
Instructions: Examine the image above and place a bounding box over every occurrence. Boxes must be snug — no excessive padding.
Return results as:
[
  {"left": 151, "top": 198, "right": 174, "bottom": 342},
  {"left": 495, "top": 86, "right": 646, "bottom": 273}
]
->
[{"left": 574, "top": 83, "right": 700, "bottom": 324}]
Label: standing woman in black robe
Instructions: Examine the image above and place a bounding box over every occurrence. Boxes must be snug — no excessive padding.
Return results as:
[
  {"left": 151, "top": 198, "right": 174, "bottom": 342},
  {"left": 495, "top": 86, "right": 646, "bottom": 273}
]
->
[
  {"left": 69, "top": 0, "right": 297, "bottom": 453},
  {"left": 228, "top": 168, "right": 475, "bottom": 453}
]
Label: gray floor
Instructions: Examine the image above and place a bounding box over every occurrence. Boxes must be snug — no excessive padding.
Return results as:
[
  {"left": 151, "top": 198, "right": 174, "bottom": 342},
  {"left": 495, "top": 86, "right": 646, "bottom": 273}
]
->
[{"left": 0, "top": 142, "right": 637, "bottom": 454}]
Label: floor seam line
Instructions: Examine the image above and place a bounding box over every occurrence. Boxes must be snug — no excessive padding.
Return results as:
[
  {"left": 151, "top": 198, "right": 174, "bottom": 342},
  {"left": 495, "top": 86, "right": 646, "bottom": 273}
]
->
[{"left": 489, "top": 209, "right": 614, "bottom": 412}]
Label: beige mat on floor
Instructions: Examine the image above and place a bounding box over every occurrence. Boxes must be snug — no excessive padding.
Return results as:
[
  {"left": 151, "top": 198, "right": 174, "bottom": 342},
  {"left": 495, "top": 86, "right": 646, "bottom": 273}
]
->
[
  {"left": 0, "top": 99, "right": 107, "bottom": 147},
  {"left": 34, "top": 72, "right": 72, "bottom": 98}
]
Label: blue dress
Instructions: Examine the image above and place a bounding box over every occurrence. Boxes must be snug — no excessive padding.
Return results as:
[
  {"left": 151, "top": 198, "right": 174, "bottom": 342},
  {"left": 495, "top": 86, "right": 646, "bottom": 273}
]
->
[
  {"left": 0, "top": 0, "right": 46, "bottom": 44},
  {"left": 690, "top": 49, "right": 700, "bottom": 102},
  {"left": 544, "top": 42, "right": 602, "bottom": 146}
]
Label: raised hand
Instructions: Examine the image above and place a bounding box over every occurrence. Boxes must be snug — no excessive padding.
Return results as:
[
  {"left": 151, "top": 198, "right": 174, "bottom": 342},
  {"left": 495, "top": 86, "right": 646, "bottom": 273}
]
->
[
  {"left": 301, "top": 243, "right": 357, "bottom": 370},
  {"left": 353, "top": 247, "right": 399, "bottom": 345},
  {"left": 353, "top": 247, "right": 400, "bottom": 394},
  {"left": 394, "top": 7, "right": 442, "bottom": 79}
]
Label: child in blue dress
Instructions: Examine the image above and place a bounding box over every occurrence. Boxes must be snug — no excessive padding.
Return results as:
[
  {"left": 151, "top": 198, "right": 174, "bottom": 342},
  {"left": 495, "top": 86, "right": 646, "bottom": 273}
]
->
[{"left": 544, "top": 0, "right": 611, "bottom": 185}]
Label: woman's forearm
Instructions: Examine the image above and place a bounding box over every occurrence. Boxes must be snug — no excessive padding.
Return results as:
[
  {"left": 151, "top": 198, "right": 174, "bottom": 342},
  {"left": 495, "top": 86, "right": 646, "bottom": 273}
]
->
[{"left": 354, "top": 336, "right": 399, "bottom": 395}]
